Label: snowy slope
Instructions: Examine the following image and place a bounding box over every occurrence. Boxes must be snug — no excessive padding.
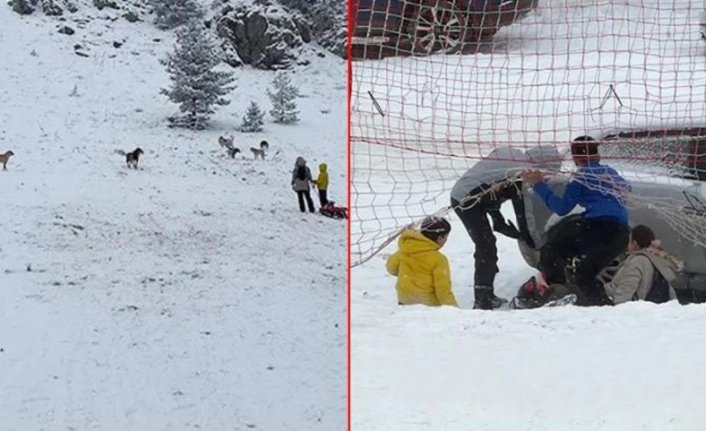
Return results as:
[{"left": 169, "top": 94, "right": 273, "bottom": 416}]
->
[
  {"left": 0, "top": 5, "right": 345, "bottom": 430},
  {"left": 352, "top": 1, "right": 706, "bottom": 430}
]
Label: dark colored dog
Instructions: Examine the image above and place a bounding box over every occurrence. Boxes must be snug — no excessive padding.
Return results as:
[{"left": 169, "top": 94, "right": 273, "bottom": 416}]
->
[
  {"left": 0, "top": 150, "right": 14, "bottom": 170},
  {"left": 228, "top": 147, "right": 241, "bottom": 159},
  {"left": 117, "top": 148, "right": 144, "bottom": 169}
]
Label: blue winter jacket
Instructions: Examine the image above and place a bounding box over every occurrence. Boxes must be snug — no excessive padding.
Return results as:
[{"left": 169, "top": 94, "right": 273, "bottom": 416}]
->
[{"left": 533, "top": 161, "right": 630, "bottom": 226}]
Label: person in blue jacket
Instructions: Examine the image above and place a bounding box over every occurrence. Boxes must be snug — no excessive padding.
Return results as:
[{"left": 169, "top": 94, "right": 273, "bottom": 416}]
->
[{"left": 521, "top": 136, "right": 631, "bottom": 305}]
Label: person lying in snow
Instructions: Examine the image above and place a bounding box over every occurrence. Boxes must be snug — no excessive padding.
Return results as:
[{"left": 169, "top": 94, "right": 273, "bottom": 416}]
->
[
  {"left": 604, "top": 225, "right": 684, "bottom": 305},
  {"left": 386, "top": 216, "right": 458, "bottom": 307}
]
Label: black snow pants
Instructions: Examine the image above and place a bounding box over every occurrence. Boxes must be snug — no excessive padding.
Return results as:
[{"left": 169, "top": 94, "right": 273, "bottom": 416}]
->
[
  {"left": 540, "top": 216, "right": 629, "bottom": 305},
  {"left": 451, "top": 182, "right": 532, "bottom": 288},
  {"left": 297, "top": 190, "right": 315, "bottom": 213},
  {"left": 318, "top": 189, "right": 328, "bottom": 207}
]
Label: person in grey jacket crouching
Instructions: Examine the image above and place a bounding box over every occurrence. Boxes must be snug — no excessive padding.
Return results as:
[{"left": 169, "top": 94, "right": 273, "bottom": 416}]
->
[{"left": 604, "top": 225, "right": 684, "bottom": 304}]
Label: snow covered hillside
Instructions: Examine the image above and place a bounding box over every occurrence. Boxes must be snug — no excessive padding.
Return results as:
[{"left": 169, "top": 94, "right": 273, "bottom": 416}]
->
[
  {"left": 351, "top": 1, "right": 706, "bottom": 430},
  {"left": 0, "top": 4, "right": 346, "bottom": 430}
]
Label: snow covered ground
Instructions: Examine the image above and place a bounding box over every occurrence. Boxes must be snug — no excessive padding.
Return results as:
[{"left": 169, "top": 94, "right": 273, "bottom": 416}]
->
[
  {"left": 353, "top": 199, "right": 706, "bottom": 430},
  {"left": 353, "top": 271, "right": 706, "bottom": 430},
  {"left": 0, "top": 4, "right": 346, "bottom": 430},
  {"left": 351, "top": 1, "right": 706, "bottom": 430}
]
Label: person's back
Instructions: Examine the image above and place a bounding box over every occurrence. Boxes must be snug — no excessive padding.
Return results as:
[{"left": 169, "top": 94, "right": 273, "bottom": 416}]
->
[
  {"left": 450, "top": 147, "right": 528, "bottom": 202},
  {"left": 316, "top": 162, "right": 330, "bottom": 206},
  {"left": 317, "top": 163, "right": 329, "bottom": 190},
  {"left": 292, "top": 156, "right": 315, "bottom": 213},
  {"left": 605, "top": 225, "right": 683, "bottom": 304},
  {"left": 292, "top": 157, "right": 312, "bottom": 191},
  {"left": 386, "top": 217, "right": 457, "bottom": 307}
]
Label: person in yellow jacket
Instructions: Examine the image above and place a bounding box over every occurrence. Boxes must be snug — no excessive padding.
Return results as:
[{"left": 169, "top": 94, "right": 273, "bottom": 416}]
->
[
  {"left": 315, "top": 162, "right": 329, "bottom": 206},
  {"left": 386, "top": 216, "right": 458, "bottom": 307}
]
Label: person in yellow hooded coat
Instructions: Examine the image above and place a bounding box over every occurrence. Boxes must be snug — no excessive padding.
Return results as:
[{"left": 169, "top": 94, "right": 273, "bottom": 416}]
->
[
  {"left": 386, "top": 216, "right": 458, "bottom": 307},
  {"left": 315, "top": 162, "right": 329, "bottom": 206}
]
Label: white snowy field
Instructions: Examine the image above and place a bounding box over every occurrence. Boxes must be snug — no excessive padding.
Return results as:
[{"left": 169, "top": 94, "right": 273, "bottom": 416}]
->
[
  {"left": 0, "top": 4, "right": 346, "bottom": 430},
  {"left": 352, "top": 204, "right": 706, "bottom": 431},
  {"left": 351, "top": 0, "right": 706, "bottom": 429}
]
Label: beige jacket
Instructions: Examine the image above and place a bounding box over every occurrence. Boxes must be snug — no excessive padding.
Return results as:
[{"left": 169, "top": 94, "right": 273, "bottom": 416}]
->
[{"left": 605, "top": 245, "right": 684, "bottom": 304}]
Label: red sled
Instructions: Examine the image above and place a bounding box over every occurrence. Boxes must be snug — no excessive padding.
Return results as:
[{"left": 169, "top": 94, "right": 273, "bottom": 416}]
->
[{"left": 320, "top": 202, "right": 348, "bottom": 219}]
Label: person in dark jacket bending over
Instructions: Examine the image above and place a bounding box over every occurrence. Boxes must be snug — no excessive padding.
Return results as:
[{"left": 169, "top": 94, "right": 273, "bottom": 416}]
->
[
  {"left": 450, "top": 146, "right": 559, "bottom": 310},
  {"left": 521, "top": 136, "right": 631, "bottom": 305}
]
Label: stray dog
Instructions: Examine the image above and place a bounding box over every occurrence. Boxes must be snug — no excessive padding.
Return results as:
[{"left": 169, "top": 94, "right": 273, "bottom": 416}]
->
[
  {"left": 116, "top": 148, "right": 144, "bottom": 169},
  {"left": 219, "top": 134, "right": 233, "bottom": 150},
  {"left": 219, "top": 134, "right": 240, "bottom": 158},
  {"left": 250, "top": 140, "right": 270, "bottom": 160},
  {"left": 0, "top": 150, "right": 14, "bottom": 170},
  {"left": 228, "top": 147, "right": 241, "bottom": 159}
]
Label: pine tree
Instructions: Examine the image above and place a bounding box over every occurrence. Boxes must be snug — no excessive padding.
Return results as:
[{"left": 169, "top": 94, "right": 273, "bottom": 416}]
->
[
  {"left": 160, "top": 21, "right": 235, "bottom": 130},
  {"left": 267, "top": 72, "right": 300, "bottom": 125},
  {"left": 151, "top": 0, "right": 203, "bottom": 31},
  {"left": 239, "top": 101, "right": 265, "bottom": 133}
]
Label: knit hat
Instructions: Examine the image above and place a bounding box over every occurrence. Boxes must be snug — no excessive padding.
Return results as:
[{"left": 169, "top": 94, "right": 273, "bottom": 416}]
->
[
  {"left": 420, "top": 216, "right": 451, "bottom": 241},
  {"left": 570, "top": 135, "right": 599, "bottom": 156}
]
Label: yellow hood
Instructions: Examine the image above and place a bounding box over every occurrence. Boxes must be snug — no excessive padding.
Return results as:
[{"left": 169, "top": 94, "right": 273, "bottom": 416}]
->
[
  {"left": 316, "top": 163, "right": 329, "bottom": 189},
  {"left": 397, "top": 229, "right": 439, "bottom": 254}
]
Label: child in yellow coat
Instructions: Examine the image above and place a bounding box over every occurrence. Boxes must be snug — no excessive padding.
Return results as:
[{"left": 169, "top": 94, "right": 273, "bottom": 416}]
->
[
  {"left": 315, "top": 162, "right": 329, "bottom": 206},
  {"left": 386, "top": 216, "right": 458, "bottom": 307}
]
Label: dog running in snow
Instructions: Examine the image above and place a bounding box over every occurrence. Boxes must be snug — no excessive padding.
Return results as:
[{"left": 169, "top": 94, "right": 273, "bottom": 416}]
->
[
  {"left": 0, "top": 150, "right": 15, "bottom": 170},
  {"left": 116, "top": 148, "right": 144, "bottom": 169},
  {"left": 250, "top": 140, "right": 270, "bottom": 160}
]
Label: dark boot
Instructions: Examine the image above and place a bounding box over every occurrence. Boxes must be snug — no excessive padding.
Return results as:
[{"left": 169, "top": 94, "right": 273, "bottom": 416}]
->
[{"left": 473, "top": 286, "right": 508, "bottom": 310}]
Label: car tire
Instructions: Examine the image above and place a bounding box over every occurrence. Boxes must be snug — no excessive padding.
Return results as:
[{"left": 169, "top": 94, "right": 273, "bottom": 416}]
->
[{"left": 408, "top": 0, "right": 466, "bottom": 55}]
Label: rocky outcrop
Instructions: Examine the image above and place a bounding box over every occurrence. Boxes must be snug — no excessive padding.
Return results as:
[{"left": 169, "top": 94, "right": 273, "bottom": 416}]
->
[
  {"left": 215, "top": 1, "right": 309, "bottom": 70},
  {"left": 10, "top": 0, "right": 36, "bottom": 15},
  {"left": 10, "top": 0, "right": 81, "bottom": 15},
  {"left": 278, "top": 0, "right": 346, "bottom": 58},
  {"left": 41, "top": 0, "right": 63, "bottom": 15}
]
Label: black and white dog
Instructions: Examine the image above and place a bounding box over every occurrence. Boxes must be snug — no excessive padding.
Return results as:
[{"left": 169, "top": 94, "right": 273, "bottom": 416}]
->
[
  {"left": 219, "top": 134, "right": 241, "bottom": 159},
  {"left": 250, "top": 140, "right": 270, "bottom": 160}
]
